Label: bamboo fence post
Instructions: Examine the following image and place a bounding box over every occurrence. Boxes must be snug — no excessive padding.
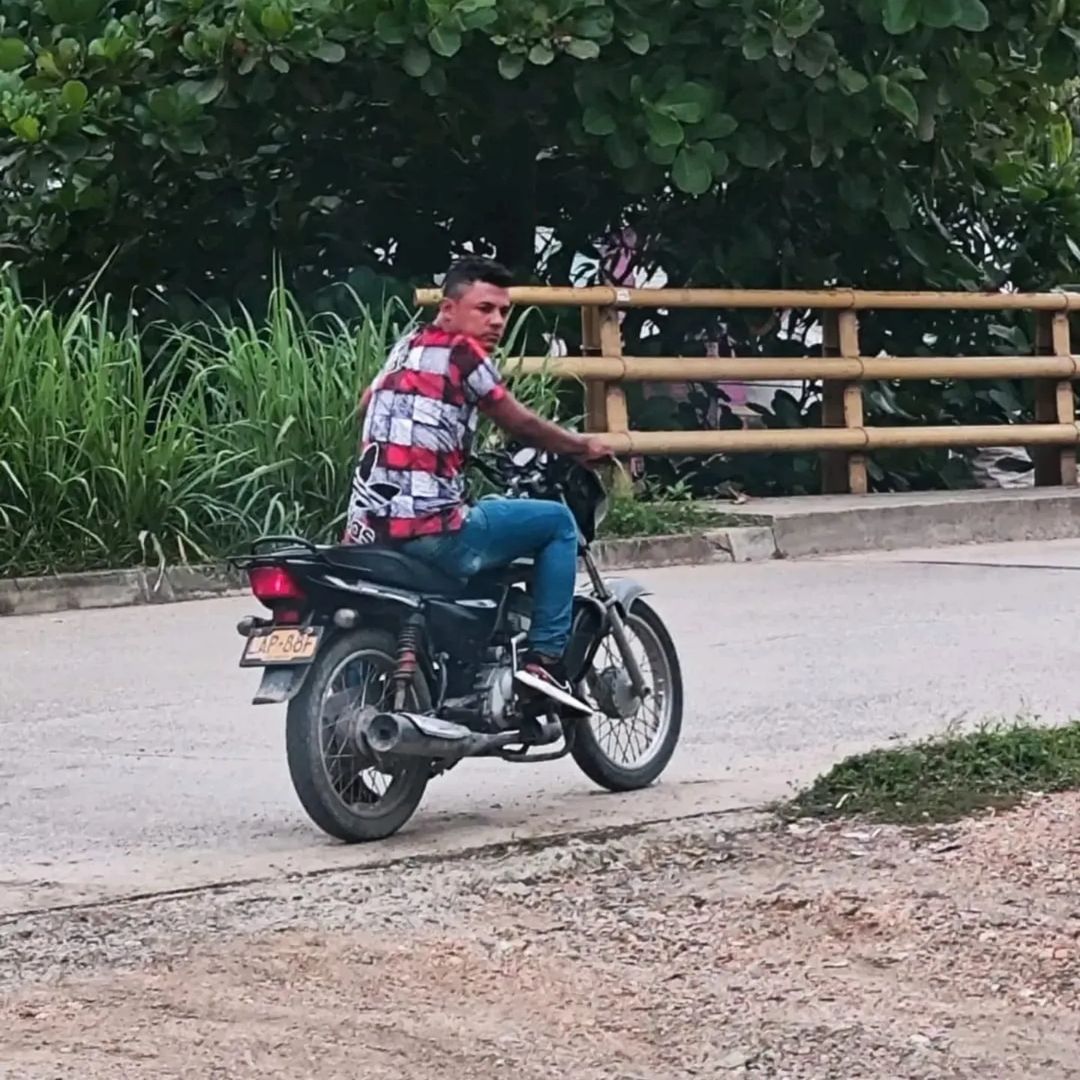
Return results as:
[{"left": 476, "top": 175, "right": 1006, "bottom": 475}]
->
[
  {"left": 580, "top": 305, "right": 608, "bottom": 435},
  {"left": 597, "top": 304, "right": 632, "bottom": 495},
  {"left": 821, "top": 310, "right": 867, "bottom": 494},
  {"left": 1033, "top": 311, "right": 1078, "bottom": 487}
]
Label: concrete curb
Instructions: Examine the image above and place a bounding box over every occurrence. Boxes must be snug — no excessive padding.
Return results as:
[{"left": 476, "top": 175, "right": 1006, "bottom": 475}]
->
[
  {"left": 0, "top": 529, "right": 774, "bottom": 618},
  {"left": 0, "top": 564, "right": 247, "bottom": 618},
  {"left": 10, "top": 487, "right": 1080, "bottom": 618},
  {"left": 713, "top": 486, "right": 1080, "bottom": 559}
]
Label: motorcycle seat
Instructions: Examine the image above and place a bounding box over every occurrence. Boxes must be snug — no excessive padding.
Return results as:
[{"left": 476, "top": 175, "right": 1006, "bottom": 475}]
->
[{"left": 321, "top": 545, "right": 466, "bottom": 596}]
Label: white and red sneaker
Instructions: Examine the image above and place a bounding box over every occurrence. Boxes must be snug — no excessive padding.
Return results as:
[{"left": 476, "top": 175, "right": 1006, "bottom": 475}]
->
[{"left": 514, "top": 654, "right": 592, "bottom": 716}]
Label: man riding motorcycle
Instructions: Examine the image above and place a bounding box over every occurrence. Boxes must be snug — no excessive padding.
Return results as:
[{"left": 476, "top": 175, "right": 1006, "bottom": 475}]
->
[{"left": 345, "top": 257, "right": 613, "bottom": 714}]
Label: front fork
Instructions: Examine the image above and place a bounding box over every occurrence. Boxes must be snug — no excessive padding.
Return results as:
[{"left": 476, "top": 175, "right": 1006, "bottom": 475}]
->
[{"left": 581, "top": 548, "right": 649, "bottom": 699}]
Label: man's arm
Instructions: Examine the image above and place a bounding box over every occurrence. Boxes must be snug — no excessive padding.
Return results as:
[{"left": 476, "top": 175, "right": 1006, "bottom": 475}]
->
[{"left": 482, "top": 390, "right": 612, "bottom": 462}]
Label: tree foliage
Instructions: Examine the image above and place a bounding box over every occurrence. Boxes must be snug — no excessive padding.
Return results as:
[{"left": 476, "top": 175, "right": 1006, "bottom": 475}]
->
[
  {"left": 3, "top": 2, "right": 1080, "bottom": 509},
  {"left": 2, "top": 0, "right": 1080, "bottom": 314}
]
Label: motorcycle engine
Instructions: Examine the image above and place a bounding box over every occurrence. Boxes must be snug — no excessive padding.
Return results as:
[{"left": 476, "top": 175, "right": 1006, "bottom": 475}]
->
[{"left": 475, "top": 659, "right": 516, "bottom": 729}]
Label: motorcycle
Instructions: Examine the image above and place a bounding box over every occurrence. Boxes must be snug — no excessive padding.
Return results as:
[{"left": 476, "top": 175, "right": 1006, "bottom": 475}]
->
[{"left": 229, "top": 448, "right": 684, "bottom": 842}]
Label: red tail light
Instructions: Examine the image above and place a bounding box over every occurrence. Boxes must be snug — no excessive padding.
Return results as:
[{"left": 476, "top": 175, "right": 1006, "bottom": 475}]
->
[{"left": 248, "top": 566, "right": 306, "bottom": 607}]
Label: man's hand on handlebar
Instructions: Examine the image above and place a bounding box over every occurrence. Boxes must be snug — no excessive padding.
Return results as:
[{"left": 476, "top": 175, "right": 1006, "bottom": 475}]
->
[{"left": 577, "top": 435, "right": 616, "bottom": 465}]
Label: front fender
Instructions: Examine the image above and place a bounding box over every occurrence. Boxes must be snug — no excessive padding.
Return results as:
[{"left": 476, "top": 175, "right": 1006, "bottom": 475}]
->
[
  {"left": 565, "top": 578, "right": 651, "bottom": 681},
  {"left": 603, "top": 577, "right": 651, "bottom": 617}
]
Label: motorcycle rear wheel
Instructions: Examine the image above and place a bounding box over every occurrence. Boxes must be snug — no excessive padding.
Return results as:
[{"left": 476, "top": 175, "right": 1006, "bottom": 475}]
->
[{"left": 286, "top": 628, "right": 431, "bottom": 842}]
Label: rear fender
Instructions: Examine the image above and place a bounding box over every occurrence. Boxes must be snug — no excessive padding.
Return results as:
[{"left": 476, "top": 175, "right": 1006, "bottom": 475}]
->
[{"left": 252, "top": 665, "right": 312, "bottom": 705}]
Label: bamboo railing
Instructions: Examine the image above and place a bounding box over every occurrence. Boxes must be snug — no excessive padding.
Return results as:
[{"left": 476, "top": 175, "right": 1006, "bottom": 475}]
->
[{"left": 414, "top": 286, "right": 1080, "bottom": 494}]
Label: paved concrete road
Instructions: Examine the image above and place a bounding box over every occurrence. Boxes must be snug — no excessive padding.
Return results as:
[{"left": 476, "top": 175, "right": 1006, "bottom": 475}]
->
[{"left": 5, "top": 539, "right": 1080, "bottom": 915}]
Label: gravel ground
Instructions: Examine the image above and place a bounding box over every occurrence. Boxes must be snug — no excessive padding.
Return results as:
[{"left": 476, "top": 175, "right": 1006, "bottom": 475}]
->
[{"left": 3, "top": 796, "right": 1080, "bottom": 1079}]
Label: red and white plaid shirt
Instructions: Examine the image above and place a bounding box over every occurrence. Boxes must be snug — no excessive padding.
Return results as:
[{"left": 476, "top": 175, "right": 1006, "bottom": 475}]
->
[{"left": 345, "top": 325, "right": 506, "bottom": 543}]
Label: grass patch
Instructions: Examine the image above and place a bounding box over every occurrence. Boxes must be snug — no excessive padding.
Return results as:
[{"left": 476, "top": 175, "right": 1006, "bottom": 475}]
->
[
  {"left": 598, "top": 494, "right": 764, "bottom": 539},
  {"left": 0, "top": 276, "right": 562, "bottom": 578},
  {"left": 786, "top": 720, "right": 1080, "bottom": 825}
]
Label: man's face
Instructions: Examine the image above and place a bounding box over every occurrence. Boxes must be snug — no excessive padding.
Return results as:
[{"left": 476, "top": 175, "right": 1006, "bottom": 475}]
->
[{"left": 438, "top": 281, "right": 511, "bottom": 350}]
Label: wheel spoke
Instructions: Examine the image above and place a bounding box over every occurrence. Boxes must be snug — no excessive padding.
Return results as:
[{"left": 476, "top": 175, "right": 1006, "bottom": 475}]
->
[
  {"left": 583, "top": 612, "right": 674, "bottom": 771},
  {"left": 318, "top": 651, "right": 412, "bottom": 811}
]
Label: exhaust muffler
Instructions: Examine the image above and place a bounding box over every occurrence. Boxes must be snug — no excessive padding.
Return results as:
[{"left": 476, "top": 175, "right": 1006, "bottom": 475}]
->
[{"left": 364, "top": 712, "right": 557, "bottom": 759}]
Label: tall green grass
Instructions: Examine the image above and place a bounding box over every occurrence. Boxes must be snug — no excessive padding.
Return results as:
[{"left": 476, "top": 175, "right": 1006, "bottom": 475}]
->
[{"left": 0, "top": 279, "right": 567, "bottom": 577}]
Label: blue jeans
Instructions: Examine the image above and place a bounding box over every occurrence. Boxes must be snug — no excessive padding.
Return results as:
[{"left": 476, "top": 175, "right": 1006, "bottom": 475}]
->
[{"left": 401, "top": 499, "right": 579, "bottom": 657}]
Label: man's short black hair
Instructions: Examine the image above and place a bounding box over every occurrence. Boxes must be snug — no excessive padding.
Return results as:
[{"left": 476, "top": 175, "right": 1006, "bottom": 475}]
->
[{"left": 443, "top": 257, "right": 512, "bottom": 298}]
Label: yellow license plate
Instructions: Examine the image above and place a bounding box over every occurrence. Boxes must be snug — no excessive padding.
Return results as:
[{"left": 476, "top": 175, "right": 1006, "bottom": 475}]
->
[{"left": 240, "top": 626, "right": 322, "bottom": 667}]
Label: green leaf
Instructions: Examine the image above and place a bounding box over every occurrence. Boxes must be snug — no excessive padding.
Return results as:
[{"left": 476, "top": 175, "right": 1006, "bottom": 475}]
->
[
  {"left": 428, "top": 26, "right": 462, "bottom": 58},
  {"left": 655, "top": 82, "right": 712, "bottom": 124},
  {"left": 572, "top": 8, "right": 613, "bottom": 40},
  {"left": 742, "top": 33, "right": 770, "bottom": 61},
  {"left": 954, "top": 0, "right": 990, "bottom": 31},
  {"left": 771, "top": 29, "right": 796, "bottom": 58},
  {"left": 645, "top": 109, "right": 684, "bottom": 147},
  {"left": 782, "top": 0, "right": 825, "bottom": 37},
  {"left": 698, "top": 112, "right": 738, "bottom": 139},
  {"left": 192, "top": 75, "right": 225, "bottom": 104},
  {"left": 529, "top": 43, "right": 555, "bottom": 65},
  {"left": 268, "top": 52, "right": 290, "bottom": 74},
  {"left": 645, "top": 141, "right": 678, "bottom": 165},
  {"left": 260, "top": 5, "right": 292, "bottom": 38},
  {"left": 12, "top": 115, "right": 42, "bottom": 142},
  {"left": 672, "top": 143, "right": 713, "bottom": 195},
  {"left": 883, "top": 79, "right": 920, "bottom": 125},
  {"left": 374, "top": 13, "right": 407, "bottom": 44},
  {"left": 176, "top": 129, "right": 207, "bottom": 155},
  {"left": 498, "top": 52, "right": 525, "bottom": 79},
  {"left": 883, "top": 0, "right": 920, "bottom": 34},
  {"left": 794, "top": 32, "right": 832, "bottom": 79},
  {"left": 566, "top": 39, "right": 601, "bottom": 60},
  {"left": 921, "top": 0, "right": 960, "bottom": 28},
  {"left": 583, "top": 105, "right": 617, "bottom": 135},
  {"left": 312, "top": 41, "right": 346, "bottom": 63},
  {"left": 0, "top": 37, "right": 28, "bottom": 72},
  {"left": 992, "top": 161, "right": 1027, "bottom": 187},
  {"left": 624, "top": 31, "right": 650, "bottom": 55},
  {"left": 838, "top": 66, "right": 869, "bottom": 94},
  {"left": 60, "top": 79, "right": 89, "bottom": 110},
  {"left": 735, "top": 128, "right": 775, "bottom": 168},
  {"left": 461, "top": 7, "right": 497, "bottom": 29},
  {"left": 403, "top": 42, "right": 432, "bottom": 77},
  {"left": 36, "top": 51, "right": 61, "bottom": 78}
]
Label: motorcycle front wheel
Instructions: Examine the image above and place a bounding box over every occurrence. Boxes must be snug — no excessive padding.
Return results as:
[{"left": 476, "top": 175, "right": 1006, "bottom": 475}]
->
[
  {"left": 286, "top": 628, "right": 431, "bottom": 842},
  {"left": 572, "top": 598, "right": 683, "bottom": 791}
]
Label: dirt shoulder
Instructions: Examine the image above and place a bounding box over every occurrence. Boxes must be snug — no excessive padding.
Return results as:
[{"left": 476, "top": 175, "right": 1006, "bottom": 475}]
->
[{"left": 3, "top": 796, "right": 1080, "bottom": 1079}]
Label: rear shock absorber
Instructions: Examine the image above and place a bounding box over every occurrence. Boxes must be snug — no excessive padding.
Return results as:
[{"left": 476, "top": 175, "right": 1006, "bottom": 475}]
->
[{"left": 392, "top": 614, "right": 424, "bottom": 710}]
